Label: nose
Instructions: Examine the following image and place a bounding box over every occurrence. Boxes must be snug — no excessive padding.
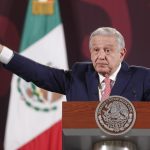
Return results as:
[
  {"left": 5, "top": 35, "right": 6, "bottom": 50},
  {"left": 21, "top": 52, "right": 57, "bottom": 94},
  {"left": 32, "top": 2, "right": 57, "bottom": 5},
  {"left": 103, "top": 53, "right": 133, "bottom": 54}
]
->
[{"left": 97, "top": 50, "right": 106, "bottom": 59}]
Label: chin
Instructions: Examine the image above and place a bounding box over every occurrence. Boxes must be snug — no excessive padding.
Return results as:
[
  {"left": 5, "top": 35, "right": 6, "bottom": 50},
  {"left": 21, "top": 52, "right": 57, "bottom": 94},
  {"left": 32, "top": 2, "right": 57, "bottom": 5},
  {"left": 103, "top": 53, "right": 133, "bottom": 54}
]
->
[{"left": 96, "top": 69, "right": 109, "bottom": 74}]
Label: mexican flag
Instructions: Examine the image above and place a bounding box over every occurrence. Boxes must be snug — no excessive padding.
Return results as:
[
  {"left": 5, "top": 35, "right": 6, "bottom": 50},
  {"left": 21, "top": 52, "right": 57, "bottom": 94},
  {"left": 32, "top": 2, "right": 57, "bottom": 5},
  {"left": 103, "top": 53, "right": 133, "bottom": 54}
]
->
[{"left": 4, "top": 0, "right": 68, "bottom": 149}]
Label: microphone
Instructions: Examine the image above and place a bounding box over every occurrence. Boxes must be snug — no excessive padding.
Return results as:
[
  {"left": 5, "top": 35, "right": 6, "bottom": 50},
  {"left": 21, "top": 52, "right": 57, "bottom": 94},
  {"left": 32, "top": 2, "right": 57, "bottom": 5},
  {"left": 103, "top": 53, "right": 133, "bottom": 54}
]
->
[
  {"left": 98, "top": 83, "right": 102, "bottom": 90},
  {"left": 132, "top": 89, "right": 137, "bottom": 98}
]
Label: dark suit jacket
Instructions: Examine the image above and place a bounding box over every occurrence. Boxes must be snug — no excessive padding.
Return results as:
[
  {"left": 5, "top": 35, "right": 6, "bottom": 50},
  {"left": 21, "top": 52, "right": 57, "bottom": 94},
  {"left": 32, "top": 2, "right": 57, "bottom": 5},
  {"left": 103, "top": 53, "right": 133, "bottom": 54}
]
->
[{"left": 4, "top": 53, "right": 150, "bottom": 101}]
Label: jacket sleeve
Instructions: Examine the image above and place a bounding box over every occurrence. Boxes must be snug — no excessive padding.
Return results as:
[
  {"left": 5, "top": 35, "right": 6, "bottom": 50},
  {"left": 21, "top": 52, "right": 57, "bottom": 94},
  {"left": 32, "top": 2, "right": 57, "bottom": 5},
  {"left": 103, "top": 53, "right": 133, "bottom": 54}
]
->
[{"left": 4, "top": 53, "right": 71, "bottom": 94}]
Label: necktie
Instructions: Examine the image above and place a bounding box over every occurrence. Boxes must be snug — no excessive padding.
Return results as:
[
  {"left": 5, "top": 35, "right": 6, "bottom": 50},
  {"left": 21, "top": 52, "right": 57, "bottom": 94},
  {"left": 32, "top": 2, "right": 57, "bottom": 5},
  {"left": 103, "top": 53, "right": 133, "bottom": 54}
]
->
[{"left": 101, "top": 77, "right": 111, "bottom": 101}]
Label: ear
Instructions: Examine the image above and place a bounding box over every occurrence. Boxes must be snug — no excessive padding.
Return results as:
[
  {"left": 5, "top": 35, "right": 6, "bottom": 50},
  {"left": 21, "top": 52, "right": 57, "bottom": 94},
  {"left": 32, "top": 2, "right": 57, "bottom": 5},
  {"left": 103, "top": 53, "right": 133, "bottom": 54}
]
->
[{"left": 120, "top": 48, "right": 126, "bottom": 60}]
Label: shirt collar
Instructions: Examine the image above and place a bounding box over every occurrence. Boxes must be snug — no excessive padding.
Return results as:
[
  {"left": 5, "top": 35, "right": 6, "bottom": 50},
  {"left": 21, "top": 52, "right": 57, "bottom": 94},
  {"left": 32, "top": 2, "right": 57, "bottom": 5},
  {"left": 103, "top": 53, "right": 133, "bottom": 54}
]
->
[{"left": 98, "top": 63, "right": 121, "bottom": 83}]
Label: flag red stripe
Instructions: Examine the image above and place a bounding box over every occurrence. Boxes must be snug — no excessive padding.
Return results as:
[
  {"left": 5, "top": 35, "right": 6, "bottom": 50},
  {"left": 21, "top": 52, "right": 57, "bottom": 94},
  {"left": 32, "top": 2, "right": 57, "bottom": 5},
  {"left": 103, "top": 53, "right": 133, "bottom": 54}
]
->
[{"left": 18, "top": 120, "right": 62, "bottom": 150}]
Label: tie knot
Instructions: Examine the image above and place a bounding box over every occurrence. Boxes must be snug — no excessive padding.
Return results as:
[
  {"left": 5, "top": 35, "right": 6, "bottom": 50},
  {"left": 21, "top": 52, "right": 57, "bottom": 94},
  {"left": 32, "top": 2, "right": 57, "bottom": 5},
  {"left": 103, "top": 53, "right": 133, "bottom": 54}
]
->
[{"left": 104, "top": 77, "right": 111, "bottom": 84}]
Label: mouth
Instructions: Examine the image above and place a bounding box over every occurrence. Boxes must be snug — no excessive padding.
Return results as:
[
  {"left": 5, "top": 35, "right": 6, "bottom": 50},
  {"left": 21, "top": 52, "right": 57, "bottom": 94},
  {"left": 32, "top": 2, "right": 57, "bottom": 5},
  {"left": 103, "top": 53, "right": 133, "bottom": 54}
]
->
[{"left": 97, "top": 63, "right": 108, "bottom": 67}]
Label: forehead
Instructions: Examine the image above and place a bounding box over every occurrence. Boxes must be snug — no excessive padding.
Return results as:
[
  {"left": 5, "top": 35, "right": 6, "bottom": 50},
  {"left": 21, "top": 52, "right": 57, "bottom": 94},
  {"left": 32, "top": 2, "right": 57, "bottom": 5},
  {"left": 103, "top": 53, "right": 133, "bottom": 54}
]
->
[{"left": 91, "top": 35, "right": 117, "bottom": 47}]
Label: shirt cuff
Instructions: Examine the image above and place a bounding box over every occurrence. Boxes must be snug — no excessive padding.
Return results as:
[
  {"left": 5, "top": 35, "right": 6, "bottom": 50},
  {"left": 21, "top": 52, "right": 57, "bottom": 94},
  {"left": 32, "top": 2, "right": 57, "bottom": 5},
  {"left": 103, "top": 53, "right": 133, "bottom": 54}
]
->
[{"left": 0, "top": 46, "right": 14, "bottom": 64}]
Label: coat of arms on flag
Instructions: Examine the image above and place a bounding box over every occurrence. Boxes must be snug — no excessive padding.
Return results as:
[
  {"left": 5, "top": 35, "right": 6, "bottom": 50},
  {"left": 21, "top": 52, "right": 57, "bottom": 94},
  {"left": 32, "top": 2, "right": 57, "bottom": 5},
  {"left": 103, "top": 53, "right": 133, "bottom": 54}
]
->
[{"left": 17, "top": 77, "right": 59, "bottom": 112}]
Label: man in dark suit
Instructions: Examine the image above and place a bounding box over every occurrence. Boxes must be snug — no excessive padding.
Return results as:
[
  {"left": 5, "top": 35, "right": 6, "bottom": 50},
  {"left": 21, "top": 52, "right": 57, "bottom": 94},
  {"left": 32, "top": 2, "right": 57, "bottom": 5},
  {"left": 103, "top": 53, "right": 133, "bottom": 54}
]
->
[{"left": 0, "top": 27, "right": 150, "bottom": 101}]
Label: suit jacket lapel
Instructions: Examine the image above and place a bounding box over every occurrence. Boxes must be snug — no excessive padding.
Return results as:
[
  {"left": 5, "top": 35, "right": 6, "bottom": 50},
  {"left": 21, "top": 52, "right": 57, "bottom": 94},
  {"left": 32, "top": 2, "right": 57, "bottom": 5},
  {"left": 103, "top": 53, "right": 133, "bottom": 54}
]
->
[
  {"left": 111, "top": 62, "right": 132, "bottom": 95},
  {"left": 86, "top": 65, "right": 99, "bottom": 100}
]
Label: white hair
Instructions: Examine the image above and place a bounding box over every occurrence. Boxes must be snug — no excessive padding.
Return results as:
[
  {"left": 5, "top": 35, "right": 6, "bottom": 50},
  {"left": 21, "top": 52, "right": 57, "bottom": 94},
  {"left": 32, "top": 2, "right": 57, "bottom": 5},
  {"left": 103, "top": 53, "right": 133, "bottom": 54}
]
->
[{"left": 89, "top": 27, "right": 125, "bottom": 50}]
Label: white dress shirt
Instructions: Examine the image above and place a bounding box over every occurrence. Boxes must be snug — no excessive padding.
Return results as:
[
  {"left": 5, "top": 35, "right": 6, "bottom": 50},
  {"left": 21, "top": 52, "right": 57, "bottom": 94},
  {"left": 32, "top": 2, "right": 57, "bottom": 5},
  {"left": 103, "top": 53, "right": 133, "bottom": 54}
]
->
[
  {"left": 98, "top": 63, "right": 121, "bottom": 100},
  {"left": 0, "top": 46, "right": 14, "bottom": 64}
]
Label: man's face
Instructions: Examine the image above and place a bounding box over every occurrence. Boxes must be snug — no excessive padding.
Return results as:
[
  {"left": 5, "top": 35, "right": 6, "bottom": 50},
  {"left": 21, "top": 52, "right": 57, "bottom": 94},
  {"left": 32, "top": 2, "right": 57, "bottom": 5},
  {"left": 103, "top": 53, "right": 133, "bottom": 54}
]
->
[{"left": 90, "top": 35, "right": 126, "bottom": 76}]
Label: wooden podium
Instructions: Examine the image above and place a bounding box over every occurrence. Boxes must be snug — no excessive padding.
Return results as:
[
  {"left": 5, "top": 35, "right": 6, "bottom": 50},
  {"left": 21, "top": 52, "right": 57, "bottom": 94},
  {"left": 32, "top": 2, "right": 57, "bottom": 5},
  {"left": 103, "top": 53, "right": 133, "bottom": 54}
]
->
[{"left": 62, "top": 102, "right": 150, "bottom": 150}]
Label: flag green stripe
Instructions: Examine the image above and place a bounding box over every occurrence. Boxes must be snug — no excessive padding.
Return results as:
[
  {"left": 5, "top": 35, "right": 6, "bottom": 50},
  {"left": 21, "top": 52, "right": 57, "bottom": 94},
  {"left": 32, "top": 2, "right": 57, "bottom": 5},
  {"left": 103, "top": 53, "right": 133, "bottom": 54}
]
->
[{"left": 20, "top": 0, "right": 61, "bottom": 52}]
